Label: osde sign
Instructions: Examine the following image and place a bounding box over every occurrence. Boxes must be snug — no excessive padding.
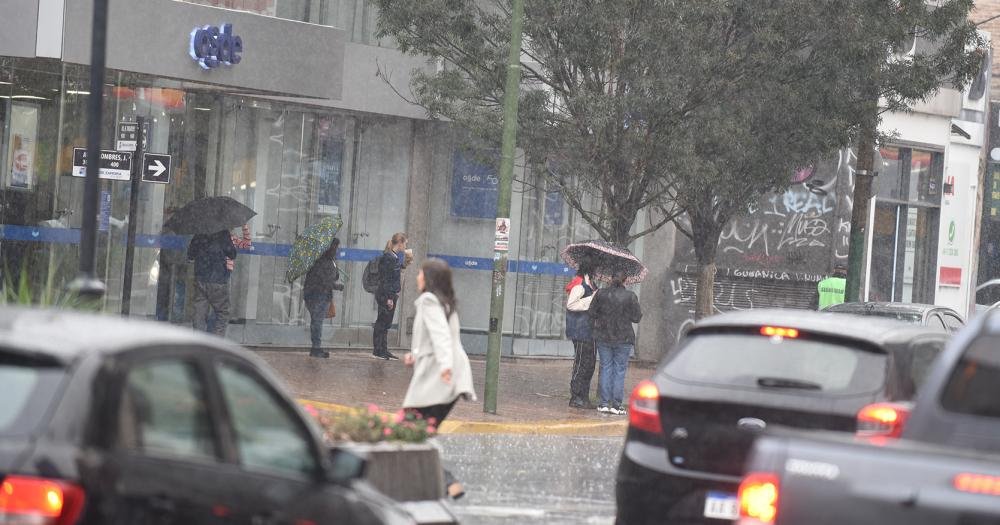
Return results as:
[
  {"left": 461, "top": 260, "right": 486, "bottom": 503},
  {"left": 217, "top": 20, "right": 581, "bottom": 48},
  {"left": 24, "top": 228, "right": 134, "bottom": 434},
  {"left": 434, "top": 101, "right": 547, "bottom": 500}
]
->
[{"left": 189, "top": 23, "right": 243, "bottom": 70}]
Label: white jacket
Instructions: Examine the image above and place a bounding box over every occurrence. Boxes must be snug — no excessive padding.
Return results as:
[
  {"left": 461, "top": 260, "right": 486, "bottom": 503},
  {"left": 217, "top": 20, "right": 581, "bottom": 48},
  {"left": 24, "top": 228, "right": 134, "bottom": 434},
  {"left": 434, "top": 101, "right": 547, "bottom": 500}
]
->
[
  {"left": 566, "top": 275, "right": 596, "bottom": 311},
  {"left": 403, "top": 292, "right": 477, "bottom": 408}
]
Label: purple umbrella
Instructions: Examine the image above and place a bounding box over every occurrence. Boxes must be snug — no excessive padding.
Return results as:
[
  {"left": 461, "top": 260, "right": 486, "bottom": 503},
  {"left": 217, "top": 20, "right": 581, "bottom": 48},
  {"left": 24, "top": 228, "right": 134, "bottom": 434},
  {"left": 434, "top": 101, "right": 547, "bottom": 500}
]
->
[{"left": 560, "top": 240, "right": 648, "bottom": 285}]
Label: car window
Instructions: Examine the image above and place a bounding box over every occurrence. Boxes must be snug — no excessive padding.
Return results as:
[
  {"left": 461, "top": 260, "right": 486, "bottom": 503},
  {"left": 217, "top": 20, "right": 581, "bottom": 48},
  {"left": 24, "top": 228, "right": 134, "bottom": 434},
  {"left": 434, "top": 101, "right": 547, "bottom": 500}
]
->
[
  {"left": 942, "top": 337, "right": 1000, "bottom": 419},
  {"left": 825, "top": 306, "right": 923, "bottom": 323},
  {"left": 942, "top": 313, "right": 964, "bottom": 333},
  {"left": 119, "top": 359, "right": 217, "bottom": 460},
  {"left": 0, "top": 352, "right": 65, "bottom": 437},
  {"left": 665, "top": 332, "right": 887, "bottom": 395},
  {"left": 216, "top": 362, "right": 317, "bottom": 477},
  {"left": 895, "top": 339, "right": 944, "bottom": 399},
  {"left": 928, "top": 314, "right": 947, "bottom": 331}
]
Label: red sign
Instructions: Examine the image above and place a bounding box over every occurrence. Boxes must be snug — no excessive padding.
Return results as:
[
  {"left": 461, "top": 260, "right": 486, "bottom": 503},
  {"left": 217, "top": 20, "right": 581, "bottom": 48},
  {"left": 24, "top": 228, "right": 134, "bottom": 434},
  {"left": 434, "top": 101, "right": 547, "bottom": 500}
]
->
[{"left": 939, "top": 266, "right": 962, "bottom": 287}]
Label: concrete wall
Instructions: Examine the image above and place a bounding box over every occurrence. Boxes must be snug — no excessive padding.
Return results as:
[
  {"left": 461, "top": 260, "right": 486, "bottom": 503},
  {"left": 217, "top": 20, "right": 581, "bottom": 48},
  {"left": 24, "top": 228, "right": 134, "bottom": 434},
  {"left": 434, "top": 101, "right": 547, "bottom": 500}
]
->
[
  {"left": 0, "top": 0, "right": 39, "bottom": 58},
  {"left": 62, "top": 0, "right": 345, "bottom": 99}
]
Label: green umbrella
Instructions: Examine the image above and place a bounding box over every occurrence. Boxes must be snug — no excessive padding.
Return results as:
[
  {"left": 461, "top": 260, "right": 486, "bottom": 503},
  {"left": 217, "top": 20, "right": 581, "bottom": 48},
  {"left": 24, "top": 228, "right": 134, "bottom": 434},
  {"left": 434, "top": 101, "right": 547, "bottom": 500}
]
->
[{"left": 286, "top": 216, "right": 345, "bottom": 283}]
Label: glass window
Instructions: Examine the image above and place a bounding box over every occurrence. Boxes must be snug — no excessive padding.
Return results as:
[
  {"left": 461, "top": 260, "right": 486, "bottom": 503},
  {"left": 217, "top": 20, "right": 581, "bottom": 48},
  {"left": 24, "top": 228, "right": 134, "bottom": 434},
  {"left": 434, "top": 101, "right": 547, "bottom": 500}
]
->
[
  {"left": 908, "top": 340, "right": 942, "bottom": 393},
  {"left": 217, "top": 362, "right": 317, "bottom": 476},
  {"left": 119, "top": 359, "right": 217, "bottom": 460},
  {"left": 665, "top": 332, "right": 888, "bottom": 394},
  {"left": 929, "top": 314, "right": 947, "bottom": 331},
  {"left": 0, "top": 353, "right": 65, "bottom": 437},
  {"left": 942, "top": 337, "right": 1000, "bottom": 419}
]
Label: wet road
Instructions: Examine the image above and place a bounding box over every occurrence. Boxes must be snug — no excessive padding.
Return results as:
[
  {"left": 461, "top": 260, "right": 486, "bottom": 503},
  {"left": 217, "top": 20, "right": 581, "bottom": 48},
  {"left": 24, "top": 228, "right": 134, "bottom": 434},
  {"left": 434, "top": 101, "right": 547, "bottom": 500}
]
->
[{"left": 438, "top": 434, "right": 623, "bottom": 524}]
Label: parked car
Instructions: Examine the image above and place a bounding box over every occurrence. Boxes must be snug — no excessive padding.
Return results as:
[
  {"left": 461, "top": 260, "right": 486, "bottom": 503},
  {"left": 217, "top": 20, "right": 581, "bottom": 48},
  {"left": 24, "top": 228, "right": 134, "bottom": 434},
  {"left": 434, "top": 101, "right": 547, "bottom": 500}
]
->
[
  {"left": 0, "top": 307, "right": 412, "bottom": 525},
  {"left": 739, "top": 309, "right": 1000, "bottom": 524},
  {"left": 614, "top": 310, "right": 949, "bottom": 524},
  {"left": 823, "top": 302, "right": 964, "bottom": 332}
]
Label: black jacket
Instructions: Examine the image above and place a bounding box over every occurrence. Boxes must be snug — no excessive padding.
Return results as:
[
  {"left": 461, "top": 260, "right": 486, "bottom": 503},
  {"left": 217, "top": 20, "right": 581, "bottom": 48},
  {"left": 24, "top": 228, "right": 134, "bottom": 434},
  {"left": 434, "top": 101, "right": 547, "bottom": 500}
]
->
[
  {"left": 187, "top": 230, "right": 236, "bottom": 284},
  {"left": 303, "top": 254, "right": 344, "bottom": 300},
  {"left": 589, "top": 285, "right": 643, "bottom": 344},
  {"left": 376, "top": 250, "right": 402, "bottom": 299}
]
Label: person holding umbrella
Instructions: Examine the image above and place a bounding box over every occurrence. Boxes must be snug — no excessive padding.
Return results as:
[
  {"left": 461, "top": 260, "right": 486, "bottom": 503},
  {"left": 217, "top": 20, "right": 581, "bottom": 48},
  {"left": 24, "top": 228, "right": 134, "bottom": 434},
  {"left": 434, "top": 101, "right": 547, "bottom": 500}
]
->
[
  {"left": 565, "top": 261, "right": 598, "bottom": 409},
  {"left": 187, "top": 229, "right": 238, "bottom": 336},
  {"left": 302, "top": 237, "right": 345, "bottom": 358}
]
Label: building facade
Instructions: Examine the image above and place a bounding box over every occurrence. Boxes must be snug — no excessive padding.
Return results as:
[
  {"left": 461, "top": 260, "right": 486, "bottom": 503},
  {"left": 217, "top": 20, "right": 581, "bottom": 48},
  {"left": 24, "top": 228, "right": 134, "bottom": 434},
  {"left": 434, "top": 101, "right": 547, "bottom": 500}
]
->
[{"left": 0, "top": 0, "right": 665, "bottom": 358}]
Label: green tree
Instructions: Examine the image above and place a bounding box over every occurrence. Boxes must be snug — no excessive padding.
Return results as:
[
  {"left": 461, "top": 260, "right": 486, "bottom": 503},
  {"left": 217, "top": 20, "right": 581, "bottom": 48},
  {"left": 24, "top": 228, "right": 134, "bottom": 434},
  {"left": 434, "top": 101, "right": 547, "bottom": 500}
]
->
[{"left": 374, "top": 0, "right": 983, "bottom": 317}]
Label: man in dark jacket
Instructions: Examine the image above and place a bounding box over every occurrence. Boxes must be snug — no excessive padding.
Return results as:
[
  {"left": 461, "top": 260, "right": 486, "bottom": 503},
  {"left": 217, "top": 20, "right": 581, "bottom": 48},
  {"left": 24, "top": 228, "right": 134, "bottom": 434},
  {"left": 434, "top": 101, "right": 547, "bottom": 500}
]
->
[
  {"left": 373, "top": 233, "right": 408, "bottom": 360},
  {"left": 187, "top": 229, "right": 237, "bottom": 336},
  {"left": 303, "top": 238, "right": 345, "bottom": 358},
  {"left": 589, "top": 271, "right": 643, "bottom": 415}
]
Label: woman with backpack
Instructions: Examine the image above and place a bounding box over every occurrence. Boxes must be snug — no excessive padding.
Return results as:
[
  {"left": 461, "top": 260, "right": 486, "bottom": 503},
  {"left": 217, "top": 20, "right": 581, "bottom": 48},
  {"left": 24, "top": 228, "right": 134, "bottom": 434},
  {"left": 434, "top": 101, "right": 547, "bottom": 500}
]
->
[
  {"left": 303, "top": 237, "right": 344, "bottom": 358},
  {"left": 565, "top": 262, "right": 598, "bottom": 409},
  {"left": 403, "top": 258, "right": 476, "bottom": 499},
  {"left": 371, "top": 232, "right": 408, "bottom": 360}
]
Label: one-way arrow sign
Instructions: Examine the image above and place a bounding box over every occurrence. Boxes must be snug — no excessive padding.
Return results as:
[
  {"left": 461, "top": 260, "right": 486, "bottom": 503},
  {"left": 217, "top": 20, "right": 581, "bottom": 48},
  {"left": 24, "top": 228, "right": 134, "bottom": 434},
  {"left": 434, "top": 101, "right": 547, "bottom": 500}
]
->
[{"left": 142, "top": 153, "right": 171, "bottom": 184}]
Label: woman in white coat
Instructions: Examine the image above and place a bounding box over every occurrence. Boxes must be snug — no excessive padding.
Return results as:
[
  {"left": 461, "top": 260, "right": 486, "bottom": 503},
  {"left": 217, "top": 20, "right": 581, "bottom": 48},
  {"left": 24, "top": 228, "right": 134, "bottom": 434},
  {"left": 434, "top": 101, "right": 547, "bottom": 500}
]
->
[{"left": 403, "top": 258, "right": 476, "bottom": 498}]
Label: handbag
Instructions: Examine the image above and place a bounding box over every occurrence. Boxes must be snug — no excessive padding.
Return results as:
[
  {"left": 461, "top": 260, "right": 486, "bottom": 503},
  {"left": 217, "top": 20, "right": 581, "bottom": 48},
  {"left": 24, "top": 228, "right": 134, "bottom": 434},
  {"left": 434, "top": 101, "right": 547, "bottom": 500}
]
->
[{"left": 326, "top": 301, "right": 337, "bottom": 318}]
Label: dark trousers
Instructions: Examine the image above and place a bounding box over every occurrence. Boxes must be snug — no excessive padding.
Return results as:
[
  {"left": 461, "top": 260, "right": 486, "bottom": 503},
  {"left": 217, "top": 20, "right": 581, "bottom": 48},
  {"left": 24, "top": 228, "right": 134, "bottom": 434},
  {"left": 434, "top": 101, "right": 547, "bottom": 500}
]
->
[
  {"left": 570, "top": 339, "right": 597, "bottom": 402},
  {"left": 192, "top": 281, "right": 230, "bottom": 337},
  {"left": 410, "top": 400, "right": 458, "bottom": 488},
  {"left": 305, "top": 296, "right": 331, "bottom": 350},
  {"left": 373, "top": 295, "right": 397, "bottom": 354}
]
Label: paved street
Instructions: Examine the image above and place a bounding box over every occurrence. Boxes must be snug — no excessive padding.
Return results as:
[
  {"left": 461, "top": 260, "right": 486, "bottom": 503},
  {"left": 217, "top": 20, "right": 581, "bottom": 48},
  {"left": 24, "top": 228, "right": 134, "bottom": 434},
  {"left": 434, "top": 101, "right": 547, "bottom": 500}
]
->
[{"left": 439, "top": 434, "right": 621, "bottom": 524}]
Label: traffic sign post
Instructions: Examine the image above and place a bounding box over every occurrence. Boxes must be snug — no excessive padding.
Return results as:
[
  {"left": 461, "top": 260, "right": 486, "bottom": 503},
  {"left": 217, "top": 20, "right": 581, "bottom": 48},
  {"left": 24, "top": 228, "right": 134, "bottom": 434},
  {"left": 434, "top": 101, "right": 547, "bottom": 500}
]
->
[
  {"left": 120, "top": 116, "right": 146, "bottom": 316},
  {"left": 142, "top": 153, "right": 171, "bottom": 184}
]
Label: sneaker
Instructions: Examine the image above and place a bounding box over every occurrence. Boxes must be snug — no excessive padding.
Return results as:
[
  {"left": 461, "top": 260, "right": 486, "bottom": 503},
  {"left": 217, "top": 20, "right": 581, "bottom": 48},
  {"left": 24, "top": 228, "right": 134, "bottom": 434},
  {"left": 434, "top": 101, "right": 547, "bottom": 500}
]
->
[
  {"left": 597, "top": 405, "right": 612, "bottom": 414},
  {"left": 309, "top": 350, "right": 330, "bottom": 358},
  {"left": 383, "top": 350, "right": 400, "bottom": 361},
  {"left": 371, "top": 352, "right": 389, "bottom": 360},
  {"left": 610, "top": 405, "right": 628, "bottom": 416}
]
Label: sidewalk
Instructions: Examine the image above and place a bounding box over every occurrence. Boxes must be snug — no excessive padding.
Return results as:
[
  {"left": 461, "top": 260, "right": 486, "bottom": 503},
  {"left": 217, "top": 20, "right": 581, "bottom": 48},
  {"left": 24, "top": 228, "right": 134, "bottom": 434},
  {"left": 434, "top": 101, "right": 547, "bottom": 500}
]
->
[{"left": 255, "top": 349, "right": 655, "bottom": 436}]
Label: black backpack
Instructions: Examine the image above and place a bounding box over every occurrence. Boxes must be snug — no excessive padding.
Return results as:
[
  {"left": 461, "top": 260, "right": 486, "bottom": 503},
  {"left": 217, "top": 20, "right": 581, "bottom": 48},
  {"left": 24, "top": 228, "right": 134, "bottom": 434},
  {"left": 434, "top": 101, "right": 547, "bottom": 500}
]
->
[{"left": 362, "top": 255, "right": 382, "bottom": 294}]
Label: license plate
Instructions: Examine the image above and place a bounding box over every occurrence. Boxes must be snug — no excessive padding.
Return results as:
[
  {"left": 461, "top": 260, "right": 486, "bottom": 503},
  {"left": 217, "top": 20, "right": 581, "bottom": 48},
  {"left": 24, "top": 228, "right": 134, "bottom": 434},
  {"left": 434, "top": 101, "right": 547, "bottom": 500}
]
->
[{"left": 703, "top": 491, "right": 739, "bottom": 520}]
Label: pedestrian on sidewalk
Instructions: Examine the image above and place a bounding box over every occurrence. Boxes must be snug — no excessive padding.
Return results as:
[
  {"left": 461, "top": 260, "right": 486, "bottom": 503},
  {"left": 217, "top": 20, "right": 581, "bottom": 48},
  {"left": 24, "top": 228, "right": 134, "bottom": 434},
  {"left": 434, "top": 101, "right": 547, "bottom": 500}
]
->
[
  {"left": 372, "top": 232, "right": 408, "bottom": 360},
  {"left": 402, "top": 258, "right": 476, "bottom": 499},
  {"left": 566, "top": 262, "right": 598, "bottom": 409},
  {"left": 187, "top": 229, "right": 237, "bottom": 337},
  {"left": 816, "top": 263, "right": 848, "bottom": 310},
  {"left": 303, "top": 237, "right": 345, "bottom": 359},
  {"left": 590, "top": 270, "right": 643, "bottom": 415}
]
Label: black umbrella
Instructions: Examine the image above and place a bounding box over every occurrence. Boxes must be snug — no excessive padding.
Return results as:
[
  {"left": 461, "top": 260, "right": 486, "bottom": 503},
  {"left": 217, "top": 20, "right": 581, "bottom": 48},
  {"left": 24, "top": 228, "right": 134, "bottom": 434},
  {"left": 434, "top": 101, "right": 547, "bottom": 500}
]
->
[
  {"left": 560, "top": 240, "right": 648, "bottom": 285},
  {"left": 163, "top": 196, "right": 256, "bottom": 235}
]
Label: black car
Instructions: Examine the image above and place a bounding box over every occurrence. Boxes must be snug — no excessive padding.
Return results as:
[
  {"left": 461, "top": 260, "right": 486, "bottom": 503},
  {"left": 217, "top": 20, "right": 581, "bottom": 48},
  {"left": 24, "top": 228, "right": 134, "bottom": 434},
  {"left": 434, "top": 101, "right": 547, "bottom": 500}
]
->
[
  {"left": 824, "top": 302, "right": 965, "bottom": 333},
  {"left": 614, "top": 309, "right": 949, "bottom": 525},
  {"left": 0, "top": 307, "right": 412, "bottom": 525}
]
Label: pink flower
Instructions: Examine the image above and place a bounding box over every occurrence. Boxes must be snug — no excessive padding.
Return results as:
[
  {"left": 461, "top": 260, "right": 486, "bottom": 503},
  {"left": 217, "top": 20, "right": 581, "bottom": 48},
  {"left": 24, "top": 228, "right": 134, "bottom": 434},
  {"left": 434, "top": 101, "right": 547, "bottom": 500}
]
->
[
  {"left": 303, "top": 404, "right": 319, "bottom": 418},
  {"left": 383, "top": 428, "right": 392, "bottom": 437},
  {"left": 427, "top": 425, "right": 437, "bottom": 434},
  {"left": 366, "top": 403, "right": 380, "bottom": 414},
  {"left": 426, "top": 417, "right": 436, "bottom": 425},
  {"left": 380, "top": 414, "right": 390, "bottom": 424},
  {"left": 394, "top": 410, "right": 406, "bottom": 424}
]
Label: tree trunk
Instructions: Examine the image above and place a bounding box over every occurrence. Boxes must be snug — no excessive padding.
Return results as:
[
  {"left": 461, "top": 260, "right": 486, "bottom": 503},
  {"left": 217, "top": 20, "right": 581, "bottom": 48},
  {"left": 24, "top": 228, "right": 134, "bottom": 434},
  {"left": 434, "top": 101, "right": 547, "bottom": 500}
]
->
[
  {"left": 846, "top": 110, "right": 877, "bottom": 302},
  {"left": 691, "top": 218, "right": 721, "bottom": 320}
]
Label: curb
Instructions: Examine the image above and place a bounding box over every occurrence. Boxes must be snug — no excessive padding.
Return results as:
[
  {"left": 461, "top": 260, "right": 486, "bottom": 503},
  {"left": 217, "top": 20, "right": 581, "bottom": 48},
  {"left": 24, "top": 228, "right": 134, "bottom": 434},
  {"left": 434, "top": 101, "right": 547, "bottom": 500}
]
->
[{"left": 298, "top": 399, "right": 627, "bottom": 437}]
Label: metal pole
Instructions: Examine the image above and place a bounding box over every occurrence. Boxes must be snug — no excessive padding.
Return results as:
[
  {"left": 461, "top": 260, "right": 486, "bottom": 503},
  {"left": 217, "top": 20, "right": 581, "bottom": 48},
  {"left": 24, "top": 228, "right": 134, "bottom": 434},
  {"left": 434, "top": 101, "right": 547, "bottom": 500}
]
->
[
  {"left": 121, "top": 116, "right": 145, "bottom": 315},
  {"left": 483, "top": 0, "right": 525, "bottom": 414},
  {"left": 69, "top": 0, "right": 110, "bottom": 300}
]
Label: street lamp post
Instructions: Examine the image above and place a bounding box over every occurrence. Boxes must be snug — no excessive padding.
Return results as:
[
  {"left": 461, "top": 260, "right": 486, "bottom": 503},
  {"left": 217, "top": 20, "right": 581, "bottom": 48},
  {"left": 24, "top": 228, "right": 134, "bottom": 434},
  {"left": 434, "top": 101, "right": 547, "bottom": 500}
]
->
[
  {"left": 69, "top": 0, "right": 111, "bottom": 302},
  {"left": 483, "top": 0, "right": 525, "bottom": 414}
]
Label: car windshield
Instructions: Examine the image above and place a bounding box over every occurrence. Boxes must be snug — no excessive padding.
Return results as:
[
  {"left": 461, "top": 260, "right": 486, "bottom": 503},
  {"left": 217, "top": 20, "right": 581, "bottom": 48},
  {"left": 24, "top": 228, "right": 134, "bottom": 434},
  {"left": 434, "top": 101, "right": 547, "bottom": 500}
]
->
[
  {"left": 0, "top": 352, "right": 66, "bottom": 437},
  {"left": 664, "top": 332, "right": 887, "bottom": 395}
]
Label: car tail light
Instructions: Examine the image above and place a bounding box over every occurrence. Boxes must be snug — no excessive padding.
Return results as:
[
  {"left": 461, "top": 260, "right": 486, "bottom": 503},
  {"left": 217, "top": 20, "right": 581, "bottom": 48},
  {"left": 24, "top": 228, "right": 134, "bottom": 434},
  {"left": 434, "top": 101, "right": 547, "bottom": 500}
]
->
[
  {"left": 738, "top": 472, "right": 780, "bottom": 524},
  {"left": 0, "top": 475, "right": 86, "bottom": 525},
  {"left": 954, "top": 473, "right": 1000, "bottom": 496},
  {"left": 856, "top": 402, "right": 911, "bottom": 440},
  {"left": 628, "top": 380, "right": 662, "bottom": 434},
  {"left": 760, "top": 326, "right": 799, "bottom": 338}
]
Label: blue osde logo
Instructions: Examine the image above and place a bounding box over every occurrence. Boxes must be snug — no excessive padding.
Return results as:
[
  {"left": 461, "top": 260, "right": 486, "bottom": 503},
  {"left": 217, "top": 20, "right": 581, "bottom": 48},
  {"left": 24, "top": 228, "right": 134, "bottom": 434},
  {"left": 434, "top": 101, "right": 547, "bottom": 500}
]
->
[{"left": 189, "top": 23, "right": 243, "bottom": 70}]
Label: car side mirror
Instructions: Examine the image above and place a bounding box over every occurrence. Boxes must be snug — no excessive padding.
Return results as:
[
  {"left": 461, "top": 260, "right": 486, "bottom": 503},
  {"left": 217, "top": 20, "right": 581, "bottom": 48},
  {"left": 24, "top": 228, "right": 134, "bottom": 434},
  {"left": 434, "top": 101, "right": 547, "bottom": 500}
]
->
[{"left": 327, "top": 446, "right": 367, "bottom": 484}]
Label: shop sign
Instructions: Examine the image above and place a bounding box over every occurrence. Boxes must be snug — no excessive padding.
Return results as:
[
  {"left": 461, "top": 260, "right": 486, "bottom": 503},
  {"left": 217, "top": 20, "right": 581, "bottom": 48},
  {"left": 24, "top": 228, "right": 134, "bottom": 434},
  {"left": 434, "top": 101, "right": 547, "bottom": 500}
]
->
[
  {"left": 71, "top": 148, "right": 133, "bottom": 181},
  {"left": 189, "top": 23, "right": 243, "bottom": 70},
  {"left": 450, "top": 150, "right": 499, "bottom": 219}
]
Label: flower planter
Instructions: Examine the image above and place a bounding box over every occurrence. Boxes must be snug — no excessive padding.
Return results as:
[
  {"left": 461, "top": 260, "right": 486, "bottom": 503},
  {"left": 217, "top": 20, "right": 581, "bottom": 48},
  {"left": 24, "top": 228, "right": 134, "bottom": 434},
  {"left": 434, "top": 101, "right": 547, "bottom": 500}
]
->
[{"left": 340, "top": 441, "right": 446, "bottom": 502}]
